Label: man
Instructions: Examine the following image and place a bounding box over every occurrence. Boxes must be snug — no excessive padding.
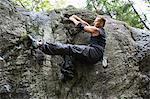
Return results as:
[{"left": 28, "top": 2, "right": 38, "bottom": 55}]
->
[{"left": 28, "top": 15, "right": 106, "bottom": 82}]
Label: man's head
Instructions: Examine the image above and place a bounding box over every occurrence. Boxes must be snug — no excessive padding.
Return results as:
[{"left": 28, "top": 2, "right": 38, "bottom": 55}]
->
[{"left": 94, "top": 16, "right": 106, "bottom": 28}]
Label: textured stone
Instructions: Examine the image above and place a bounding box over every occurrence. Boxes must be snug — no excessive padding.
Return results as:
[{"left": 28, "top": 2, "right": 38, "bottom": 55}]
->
[{"left": 0, "top": 1, "right": 150, "bottom": 99}]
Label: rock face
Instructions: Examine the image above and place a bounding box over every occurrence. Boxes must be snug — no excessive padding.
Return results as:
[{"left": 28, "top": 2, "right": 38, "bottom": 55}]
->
[{"left": 0, "top": 1, "right": 150, "bottom": 99}]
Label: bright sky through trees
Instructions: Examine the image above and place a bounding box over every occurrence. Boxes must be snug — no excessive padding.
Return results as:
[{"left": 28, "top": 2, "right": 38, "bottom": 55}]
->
[
  {"left": 130, "top": 0, "right": 150, "bottom": 28},
  {"left": 51, "top": 0, "right": 86, "bottom": 8},
  {"left": 13, "top": 0, "right": 149, "bottom": 29},
  {"left": 52, "top": 0, "right": 149, "bottom": 29},
  {"left": 52, "top": 0, "right": 149, "bottom": 19}
]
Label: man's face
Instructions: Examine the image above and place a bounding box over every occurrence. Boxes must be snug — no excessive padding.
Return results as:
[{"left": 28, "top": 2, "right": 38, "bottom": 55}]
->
[
  {"left": 93, "top": 17, "right": 104, "bottom": 28},
  {"left": 94, "top": 17, "right": 101, "bottom": 27},
  {"left": 94, "top": 17, "right": 99, "bottom": 25}
]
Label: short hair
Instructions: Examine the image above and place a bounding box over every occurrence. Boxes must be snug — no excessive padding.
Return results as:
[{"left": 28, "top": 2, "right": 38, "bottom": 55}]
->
[{"left": 97, "top": 16, "right": 106, "bottom": 27}]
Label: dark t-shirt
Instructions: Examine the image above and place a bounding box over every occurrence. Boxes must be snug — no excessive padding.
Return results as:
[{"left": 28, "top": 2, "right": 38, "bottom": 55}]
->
[
  {"left": 77, "top": 23, "right": 106, "bottom": 49},
  {"left": 90, "top": 28, "right": 106, "bottom": 49}
]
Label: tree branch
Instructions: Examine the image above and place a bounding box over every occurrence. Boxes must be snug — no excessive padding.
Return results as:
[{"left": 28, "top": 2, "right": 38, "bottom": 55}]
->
[
  {"left": 18, "top": 0, "right": 25, "bottom": 8},
  {"left": 128, "top": 0, "right": 150, "bottom": 30}
]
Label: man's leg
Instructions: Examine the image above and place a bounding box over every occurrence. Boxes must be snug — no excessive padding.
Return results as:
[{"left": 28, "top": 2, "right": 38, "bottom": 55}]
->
[
  {"left": 39, "top": 42, "right": 90, "bottom": 82},
  {"left": 27, "top": 34, "right": 90, "bottom": 57},
  {"left": 39, "top": 42, "right": 90, "bottom": 58},
  {"left": 38, "top": 42, "right": 104, "bottom": 64},
  {"left": 60, "top": 55, "right": 75, "bottom": 82}
]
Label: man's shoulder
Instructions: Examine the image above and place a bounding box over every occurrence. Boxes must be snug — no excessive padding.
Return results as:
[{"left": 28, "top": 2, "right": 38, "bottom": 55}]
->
[{"left": 98, "top": 28, "right": 106, "bottom": 36}]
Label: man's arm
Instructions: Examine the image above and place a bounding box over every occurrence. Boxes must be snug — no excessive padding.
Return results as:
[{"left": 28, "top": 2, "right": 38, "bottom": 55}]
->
[
  {"left": 84, "top": 26, "right": 100, "bottom": 36},
  {"left": 69, "top": 15, "right": 100, "bottom": 36},
  {"left": 69, "top": 15, "right": 80, "bottom": 26},
  {"left": 71, "top": 15, "right": 90, "bottom": 26},
  {"left": 69, "top": 15, "right": 90, "bottom": 26}
]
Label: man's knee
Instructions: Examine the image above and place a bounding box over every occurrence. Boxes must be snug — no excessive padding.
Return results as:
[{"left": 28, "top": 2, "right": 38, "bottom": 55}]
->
[
  {"left": 39, "top": 43, "right": 71, "bottom": 55},
  {"left": 51, "top": 43, "right": 71, "bottom": 55}
]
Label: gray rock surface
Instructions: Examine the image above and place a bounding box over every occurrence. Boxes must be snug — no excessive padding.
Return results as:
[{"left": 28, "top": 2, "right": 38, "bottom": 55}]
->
[{"left": 0, "top": 1, "right": 150, "bottom": 99}]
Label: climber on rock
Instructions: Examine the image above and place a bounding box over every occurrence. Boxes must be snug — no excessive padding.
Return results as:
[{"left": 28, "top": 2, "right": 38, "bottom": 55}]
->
[{"left": 27, "top": 15, "right": 106, "bottom": 82}]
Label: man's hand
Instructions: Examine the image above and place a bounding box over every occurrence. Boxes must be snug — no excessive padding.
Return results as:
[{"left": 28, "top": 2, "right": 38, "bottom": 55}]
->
[
  {"left": 70, "top": 15, "right": 89, "bottom": 26},
  {"left": 69, "top": 15, "right": 80, "bottom": 26},
  {"left": 69, "top": 15, "right": 74, "bottom": 21}
]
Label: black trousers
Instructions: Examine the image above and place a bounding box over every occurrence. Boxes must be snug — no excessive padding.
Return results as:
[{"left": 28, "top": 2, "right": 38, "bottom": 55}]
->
[{"left": 39, "top": 42, "right": 104, "bottom": 77}]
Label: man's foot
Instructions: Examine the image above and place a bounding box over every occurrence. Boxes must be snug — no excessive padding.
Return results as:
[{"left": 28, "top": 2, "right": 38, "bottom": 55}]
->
[
  {"left": 27, "top": 34, "right": 43, "bottom": 49},
  {"left": 59, "top": 73, "right": 73, "bottom": 83},
  {"left": 102, "top": 56, "right": 108, "bottom": 68},
  {"left": 59, "top": 55, "right": 75, "bottom": 82}
]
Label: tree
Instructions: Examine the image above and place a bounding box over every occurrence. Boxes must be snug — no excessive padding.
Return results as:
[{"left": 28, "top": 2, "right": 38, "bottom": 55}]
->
[
  {"left": 128, "top": 0, "right": 150, "bottom": 30},
  {"left": 86, "top": 0, "right": 144, "bottom": 29},
  {"left": 12, "top": 0, "right": 67, "bottom": 12}
]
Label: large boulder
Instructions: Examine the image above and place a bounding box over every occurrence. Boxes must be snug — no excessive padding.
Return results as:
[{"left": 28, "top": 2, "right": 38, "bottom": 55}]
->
[{"left": 0, "top": 1, "right": 150, "bottom": 99}]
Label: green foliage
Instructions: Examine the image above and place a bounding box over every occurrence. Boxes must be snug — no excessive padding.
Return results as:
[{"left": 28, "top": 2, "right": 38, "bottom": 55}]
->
[
  {"left": 86, "top": 0, "right": 94, "bottom": 10},
  {"left": 12, "top": 0, "right": 52, "bottom": 12},
  {"left": 12, "top": 0, "right": 67, "bottom": 12},
  {"left": 86, "top": 0, "right": 144, "bottom": 29},
  {"left": 35, "top": 0, "right": 52, "bottom": 12},
  {"left": 54, "top": 0, "right": 67, "bottom": 9}
]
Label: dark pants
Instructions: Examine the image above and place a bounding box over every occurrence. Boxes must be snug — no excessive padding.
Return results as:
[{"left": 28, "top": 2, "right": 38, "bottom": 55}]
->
[{"left": 39, "top": 42, "right": 104, "bottom": 78}]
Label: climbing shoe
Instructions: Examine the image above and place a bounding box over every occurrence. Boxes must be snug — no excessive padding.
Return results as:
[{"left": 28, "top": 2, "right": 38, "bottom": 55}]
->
[
  {"left": 27, "top": 34, "right": 43, "bottom": 49},
  {"left": 59, "top": 73, "right": 74, "bottom": 83},
  {"left": 102, "top": 56, "right": 108, "bottom": 68},
  {"left": 60, "top": 55, "right": 75, "bottom": 82}
]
